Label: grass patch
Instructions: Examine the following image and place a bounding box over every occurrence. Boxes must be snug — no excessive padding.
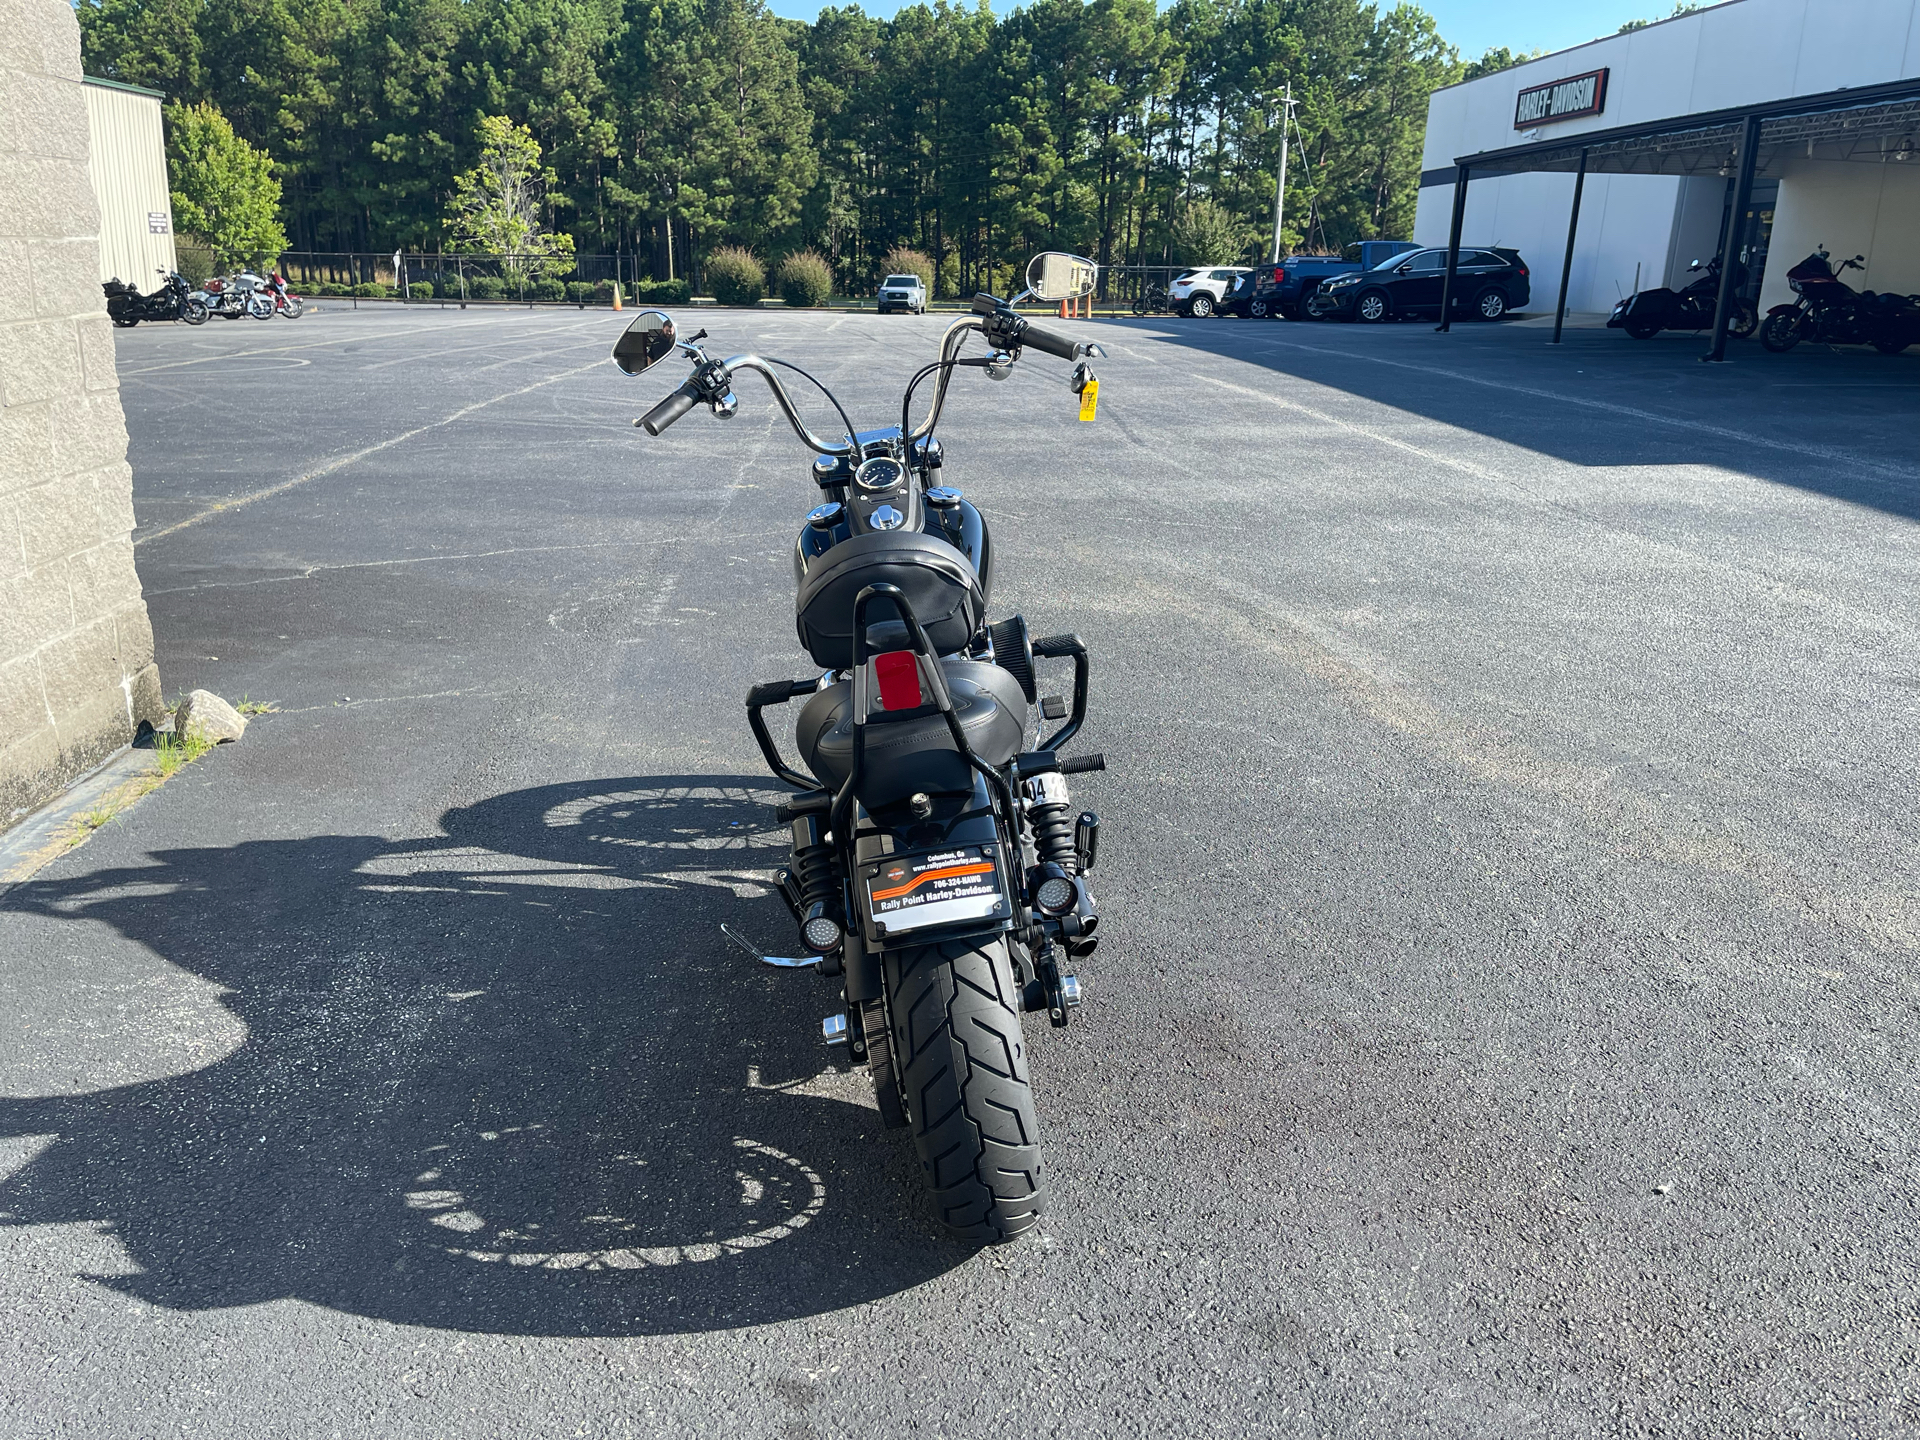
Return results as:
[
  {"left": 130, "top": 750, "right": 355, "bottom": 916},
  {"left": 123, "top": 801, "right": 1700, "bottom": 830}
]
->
[
  {"left": 154, "top": 729, "right": 215, "bottom": 778},
  {"left": 235, "top": 695, "right": 278, "bottom": 716},
  {"left": 55, "top": 730, "right": 221, "bottom": 853}
]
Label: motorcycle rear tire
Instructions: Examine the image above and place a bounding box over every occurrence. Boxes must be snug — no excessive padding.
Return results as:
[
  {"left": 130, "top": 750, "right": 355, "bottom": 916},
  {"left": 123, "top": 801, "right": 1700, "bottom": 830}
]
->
[
  {"left": 1625, "top": 320, "right": 1660, "bottom": 339},
  {"left": 182, "top": 300, "right": 209, "bottom": 325},
  {"left": 1729, "top": 301, "right": 1758, "bottom": 339},
  {"left": 281, "top": 297, "right": 305, "bottom": 319},
  {"left": 1759, "top": 313, "right": 1802, "bottom": 352},
  {"left": 113, "top": 317, "right": 138, "bottom": 328},
  {"left": 883, "top": 934, "right": 1044, "bottom": 1242}
]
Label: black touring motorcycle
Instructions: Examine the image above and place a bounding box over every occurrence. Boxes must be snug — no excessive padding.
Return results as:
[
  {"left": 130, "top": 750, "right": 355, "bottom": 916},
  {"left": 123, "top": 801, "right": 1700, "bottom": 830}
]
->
[
  {"left": 103, "top": 269, "right": 208, "bottom": 327},
  {"left": 613, "top": 254, "right": 1109, "bottom": 1242}
]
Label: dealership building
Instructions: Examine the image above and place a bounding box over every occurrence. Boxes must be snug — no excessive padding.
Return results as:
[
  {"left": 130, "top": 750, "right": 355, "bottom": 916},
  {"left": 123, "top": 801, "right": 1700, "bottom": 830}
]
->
[{"left": 1413, "top": 0, "right": 1920, "bottom": 325}]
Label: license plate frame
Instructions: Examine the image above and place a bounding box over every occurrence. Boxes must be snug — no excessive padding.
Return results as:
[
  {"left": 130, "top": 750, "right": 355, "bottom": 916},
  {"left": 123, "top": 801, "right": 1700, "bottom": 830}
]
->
[{"left": 860, "top": 842, "right": 1010, "bottom": 940}]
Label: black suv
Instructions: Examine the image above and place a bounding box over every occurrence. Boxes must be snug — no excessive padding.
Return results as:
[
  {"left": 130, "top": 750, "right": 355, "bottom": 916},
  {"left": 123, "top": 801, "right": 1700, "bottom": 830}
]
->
[{"left": 1308, "top": 247, "right": 1530, "bottom": 323}]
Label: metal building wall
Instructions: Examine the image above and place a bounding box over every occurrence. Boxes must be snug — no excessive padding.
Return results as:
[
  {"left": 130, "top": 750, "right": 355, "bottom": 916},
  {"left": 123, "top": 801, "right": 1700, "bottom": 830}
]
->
[{"left": 82, "top": 79, "right": 177, "bottom": 284}]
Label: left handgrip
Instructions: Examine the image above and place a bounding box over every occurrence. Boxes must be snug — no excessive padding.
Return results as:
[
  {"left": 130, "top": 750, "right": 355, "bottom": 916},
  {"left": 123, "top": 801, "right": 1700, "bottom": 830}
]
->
[{"left": 640, "top": 379, "right": 702, "bottom": 435}]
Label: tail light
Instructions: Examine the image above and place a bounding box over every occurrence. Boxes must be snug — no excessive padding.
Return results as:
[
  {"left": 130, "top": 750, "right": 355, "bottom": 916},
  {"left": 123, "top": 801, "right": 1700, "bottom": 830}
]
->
[
  {"left": 1518, "top": 265, "right": 1529, "bottom": 277},
  {"left": 873, "top": 650, "right": 923, "bottom": 711}
]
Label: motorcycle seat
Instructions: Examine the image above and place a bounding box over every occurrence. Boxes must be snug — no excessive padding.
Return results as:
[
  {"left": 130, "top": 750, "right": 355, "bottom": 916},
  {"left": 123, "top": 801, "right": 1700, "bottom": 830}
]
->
[
  {"left": 795, "top": 659, "right": 1027, "bottom": 810},
  {"left": 794, "top": 528, "right": 985, "bottom": 671}
]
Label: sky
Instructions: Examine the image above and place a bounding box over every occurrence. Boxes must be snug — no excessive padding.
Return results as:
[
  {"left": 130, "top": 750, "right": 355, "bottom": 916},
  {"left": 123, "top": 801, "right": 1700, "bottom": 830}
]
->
[{"left": 760, "top": 0, "right": 1694, "bottom": 61}]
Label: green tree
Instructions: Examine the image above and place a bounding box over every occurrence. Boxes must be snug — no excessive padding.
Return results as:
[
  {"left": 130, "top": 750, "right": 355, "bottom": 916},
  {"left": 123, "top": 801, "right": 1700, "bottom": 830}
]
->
[
  {"left": 1170, "top": 198, "right": 1252, "bottom": 263},
  {"left": 448, "top": 115, "right": 577, "bottom": 275},
  {"left": 164, "top": 100, "right": 289, "bottom": 266}
]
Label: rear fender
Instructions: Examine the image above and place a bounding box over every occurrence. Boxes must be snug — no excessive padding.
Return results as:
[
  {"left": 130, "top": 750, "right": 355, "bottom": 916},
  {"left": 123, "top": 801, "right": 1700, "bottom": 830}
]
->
[{"left": 852, "top": 772, "right": 1012, "bottom": 950}]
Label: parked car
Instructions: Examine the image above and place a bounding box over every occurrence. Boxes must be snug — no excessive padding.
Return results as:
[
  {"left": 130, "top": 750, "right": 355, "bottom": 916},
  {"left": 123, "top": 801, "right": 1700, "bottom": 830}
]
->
[
  {"left": 1308, "top": 247, "right": 1530, "bottom": 322},
  {"left": 877, "top": 273, "right": 927, "bottom": 315},
  {"left": 1221, "top": 241, "right": 1418, "bottom": 319},
  {"left": 1169, "top": 266, "right": 1250, "bottom": 318}
]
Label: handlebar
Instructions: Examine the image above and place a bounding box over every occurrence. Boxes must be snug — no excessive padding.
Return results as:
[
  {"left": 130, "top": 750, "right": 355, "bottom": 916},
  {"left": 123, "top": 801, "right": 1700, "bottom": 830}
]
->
[
  {"left": 1018, "top": 322, "right": 1079, "bottom": 361},
  {"left": 633, "top": 297, "right": 1098, "bottom": 451},
  {"left": 641, "top": 379, "right": 702, "bottom": 435}
]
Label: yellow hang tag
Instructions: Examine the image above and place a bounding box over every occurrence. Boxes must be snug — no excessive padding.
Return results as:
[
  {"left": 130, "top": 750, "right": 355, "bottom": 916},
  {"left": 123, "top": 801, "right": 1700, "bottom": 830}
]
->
[{"left": 1077, "top": 377, "right": 1099, "bottom": 422}]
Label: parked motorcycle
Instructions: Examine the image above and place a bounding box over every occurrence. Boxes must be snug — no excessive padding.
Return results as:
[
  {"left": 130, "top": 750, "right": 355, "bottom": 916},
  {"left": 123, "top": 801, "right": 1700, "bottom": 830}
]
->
[
  {"left": 1131, "top": 283, "right": 1173, "bottom": 316},
  {"left": 613, "top": 252, "right": 1109, "bottom": 1242},
  {"left": 102, "top": 269, "right": 208, "bottom": 327},
  {"left": 260, "top": 271, "right": 305, "bottom": 318},
  {"left": 1607, "top": 256, "right": 1756, "bottom": 340},
  {"left": 1761, "top": 248, "right": 1920, "bottom": 354},
  {"left": 193, "top": 274, "right": 274, "bottom": 320}
]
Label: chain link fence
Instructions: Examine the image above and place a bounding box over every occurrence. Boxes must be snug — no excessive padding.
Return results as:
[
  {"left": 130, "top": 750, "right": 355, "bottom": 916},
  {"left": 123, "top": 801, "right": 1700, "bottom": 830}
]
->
[
  {"left": 273, "top": 252, "right": 689, "bottom": 306},
  {"left": 268, "top": 252, "right": 1229, "bottom": 314}
]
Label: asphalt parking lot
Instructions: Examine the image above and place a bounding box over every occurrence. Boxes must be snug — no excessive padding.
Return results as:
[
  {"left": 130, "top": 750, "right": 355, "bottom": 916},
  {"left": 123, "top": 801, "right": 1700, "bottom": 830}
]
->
[{"left": 3, "top": 302, "right": 1919, "bottom": 1438}]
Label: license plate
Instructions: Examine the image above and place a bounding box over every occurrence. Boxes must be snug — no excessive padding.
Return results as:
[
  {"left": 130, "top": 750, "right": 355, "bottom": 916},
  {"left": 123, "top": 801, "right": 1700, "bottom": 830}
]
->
[{"left": 863, "top": 844, "right": 1007, "bottom": 938}]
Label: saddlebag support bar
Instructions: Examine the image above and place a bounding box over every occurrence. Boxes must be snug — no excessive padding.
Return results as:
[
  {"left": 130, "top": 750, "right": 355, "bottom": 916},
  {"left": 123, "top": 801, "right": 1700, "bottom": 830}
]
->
[
  {"left": 1032, "top": 632, "right": 1090, "bottom": 752},
  {"left": 746, "top": 678, "right": 822, "bottom": 791}
]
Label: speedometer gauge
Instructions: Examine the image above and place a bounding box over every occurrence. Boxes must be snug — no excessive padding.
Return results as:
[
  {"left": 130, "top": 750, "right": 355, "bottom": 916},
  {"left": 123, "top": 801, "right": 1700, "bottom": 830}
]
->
[{"left": 855, "top": 457, "right": 905, "bottom": 492}]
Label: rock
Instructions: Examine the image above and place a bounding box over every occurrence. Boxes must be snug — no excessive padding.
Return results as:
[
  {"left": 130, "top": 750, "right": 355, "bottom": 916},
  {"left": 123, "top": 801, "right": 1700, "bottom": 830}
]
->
[{"left": 175, "top": 690, "right": 248, "bottom": 744}]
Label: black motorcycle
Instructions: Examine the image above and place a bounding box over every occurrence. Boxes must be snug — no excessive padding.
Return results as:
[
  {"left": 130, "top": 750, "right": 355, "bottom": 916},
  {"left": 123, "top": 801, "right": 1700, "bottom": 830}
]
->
[
  {"left": 1761, "top": 248, "right": 1920, "bottom": 355},
  {"left": 102, "top": 269, "right": 208, "bottom": 327},
  {"left": 1607, "top": 256, "right": 1755, "bottom": 340},
  {"left": 613, "top": 252, "right": 1109, "bottom": 1242},
  {"left": 1131, "top": 283, "right": 1173, "bottom": 316}
]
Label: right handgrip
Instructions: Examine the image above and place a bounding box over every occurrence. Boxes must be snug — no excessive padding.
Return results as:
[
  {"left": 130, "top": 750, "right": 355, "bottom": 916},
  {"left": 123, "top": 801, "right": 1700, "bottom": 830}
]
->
[
  {"left": 1018, "top": 322, "right": 1079, "bottom": 361},
  {"left": 640, "top": 379, "right": 702, "bottom": 435}
]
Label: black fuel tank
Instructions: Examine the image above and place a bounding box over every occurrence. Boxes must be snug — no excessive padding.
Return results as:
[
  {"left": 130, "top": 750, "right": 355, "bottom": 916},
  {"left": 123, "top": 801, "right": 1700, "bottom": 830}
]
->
[{"left": 793, "top": 495, "right": 993, "bottom": 607}]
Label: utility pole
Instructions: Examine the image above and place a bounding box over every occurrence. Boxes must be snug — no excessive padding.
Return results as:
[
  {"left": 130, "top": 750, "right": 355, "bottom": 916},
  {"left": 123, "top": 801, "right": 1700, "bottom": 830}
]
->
[{"left": 1270, "top": 82, "right": 1297, "bottom": 264}]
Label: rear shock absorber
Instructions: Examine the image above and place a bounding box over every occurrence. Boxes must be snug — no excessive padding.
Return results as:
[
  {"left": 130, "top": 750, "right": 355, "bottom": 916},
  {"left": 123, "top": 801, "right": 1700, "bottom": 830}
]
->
[
  {"left": 1023, "top": 772, "right": 1078, "bottom": 869},
  {"left": 789, "top": 813, "right": 846, "bottom": 956}
]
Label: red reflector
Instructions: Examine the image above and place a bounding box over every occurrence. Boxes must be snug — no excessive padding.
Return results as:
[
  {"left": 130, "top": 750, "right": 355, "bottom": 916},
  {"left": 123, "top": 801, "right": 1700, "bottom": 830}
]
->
[{"left": 874, "top": 650, "right": 923, "bottom": 711}]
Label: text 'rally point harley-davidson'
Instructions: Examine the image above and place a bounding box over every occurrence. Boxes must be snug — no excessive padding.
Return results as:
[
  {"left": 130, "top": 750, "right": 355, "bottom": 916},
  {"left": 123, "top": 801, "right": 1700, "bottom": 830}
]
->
[{"left": 613, "top": 253, "right": 1108, "bottom": 1242}]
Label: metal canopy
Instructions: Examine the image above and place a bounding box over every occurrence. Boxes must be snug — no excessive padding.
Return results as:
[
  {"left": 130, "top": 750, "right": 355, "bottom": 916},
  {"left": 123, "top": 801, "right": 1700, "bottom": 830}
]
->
[{"left": 1452, "top": 76, "right": 1920, "bottom": 179}]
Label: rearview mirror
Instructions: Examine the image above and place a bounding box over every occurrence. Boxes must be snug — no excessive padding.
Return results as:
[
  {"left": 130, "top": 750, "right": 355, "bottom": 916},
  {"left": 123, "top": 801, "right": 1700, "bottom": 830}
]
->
[
  {"left": 1026, "top": 252, "right": 1097, "bottom": 301},
  {"left": 613, "top": 310, "right": 678, "bottom": 375}
]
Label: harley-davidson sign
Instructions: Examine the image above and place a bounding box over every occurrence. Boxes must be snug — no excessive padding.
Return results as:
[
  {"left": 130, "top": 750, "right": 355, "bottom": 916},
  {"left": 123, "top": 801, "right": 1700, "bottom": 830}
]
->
[{"left": 1514, "top": 68, "right": 1608, "bottom": 129}]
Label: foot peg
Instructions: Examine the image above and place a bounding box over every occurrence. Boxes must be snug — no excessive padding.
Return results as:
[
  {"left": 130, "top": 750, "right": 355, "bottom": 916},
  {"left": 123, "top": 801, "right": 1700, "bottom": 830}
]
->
[
  {"left": 721, "top": 925, "right": 820, "bottom": 970},
  {"left": 821, "top": 1013, "right": 849, "bottom": 1046}
]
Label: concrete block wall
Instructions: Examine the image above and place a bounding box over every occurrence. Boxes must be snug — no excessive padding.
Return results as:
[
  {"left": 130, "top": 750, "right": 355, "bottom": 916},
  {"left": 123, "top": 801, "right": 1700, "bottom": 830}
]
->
[{"left": 0, "top": 0, "right": 164, "bottom": 828}]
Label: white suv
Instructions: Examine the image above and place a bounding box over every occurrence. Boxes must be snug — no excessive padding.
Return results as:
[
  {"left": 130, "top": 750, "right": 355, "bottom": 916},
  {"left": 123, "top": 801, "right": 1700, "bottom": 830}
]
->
[
  {"left": 877, "top": 274, "right": 927, "bottom": 315},
  {"left": 1169, "top": 266, "right": 1250, "bottom": 318}
]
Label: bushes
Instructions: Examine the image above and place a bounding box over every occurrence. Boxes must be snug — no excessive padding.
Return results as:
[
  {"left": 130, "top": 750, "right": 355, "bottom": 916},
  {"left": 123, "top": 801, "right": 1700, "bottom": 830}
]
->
[
  {"left": 467, "top": 275, "right": 505, "bottom": 299},
  {"left": 705, "top": 247, "right": 764, "bottom": 306},
  {"left": 530, "top": 276, "right": 566, "bottom": 301},
  {"left": 881, "top": 246, "right": 935, "bottom": 296},
  {"left": 628, "top": 278, "right": 690, "bottom": 306},
  {"left": 777, "top": 249, "right": 833, "bottom": 307},
  {"left": 405, "top": 281, "right": 434, "bottom": 299},
  {"left": 350, "top": 281, "right": 388, "bottom": 297},
  {"left": 566, "top": 280, "right": 597, "bottom": 304}
]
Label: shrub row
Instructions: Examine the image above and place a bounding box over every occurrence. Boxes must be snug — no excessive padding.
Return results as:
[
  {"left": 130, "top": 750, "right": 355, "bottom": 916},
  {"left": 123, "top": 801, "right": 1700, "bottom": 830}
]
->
[{"left": 292, "top": 275, "right": 697, "bottom": 304}]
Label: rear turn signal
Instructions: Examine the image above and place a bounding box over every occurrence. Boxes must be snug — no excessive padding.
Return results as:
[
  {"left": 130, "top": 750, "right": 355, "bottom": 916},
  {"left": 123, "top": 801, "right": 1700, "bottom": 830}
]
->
[
  {"left": 874, "top": 650, "right": 923, "bottom": 711},
  {"left": 801, "top": 901, "right": 844, "bottom": 954}
]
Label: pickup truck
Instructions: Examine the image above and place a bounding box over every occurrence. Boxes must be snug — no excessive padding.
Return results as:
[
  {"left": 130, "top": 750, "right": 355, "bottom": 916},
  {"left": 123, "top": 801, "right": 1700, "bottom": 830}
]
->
[{"left": 1221, "top": 241, "right": 1418, "bottom": 319}]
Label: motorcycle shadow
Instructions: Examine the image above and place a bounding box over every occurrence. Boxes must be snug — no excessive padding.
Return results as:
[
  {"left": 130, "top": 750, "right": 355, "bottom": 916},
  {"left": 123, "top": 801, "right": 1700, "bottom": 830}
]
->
[{"left": 0, "top": 775, "right": 969, "bottom": 1336}]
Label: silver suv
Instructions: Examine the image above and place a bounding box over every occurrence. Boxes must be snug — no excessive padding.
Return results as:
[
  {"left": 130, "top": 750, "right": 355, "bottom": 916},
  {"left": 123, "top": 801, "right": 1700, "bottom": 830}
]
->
[{"left": 877, "top": 274, "right": 927, "bottom": 315}]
